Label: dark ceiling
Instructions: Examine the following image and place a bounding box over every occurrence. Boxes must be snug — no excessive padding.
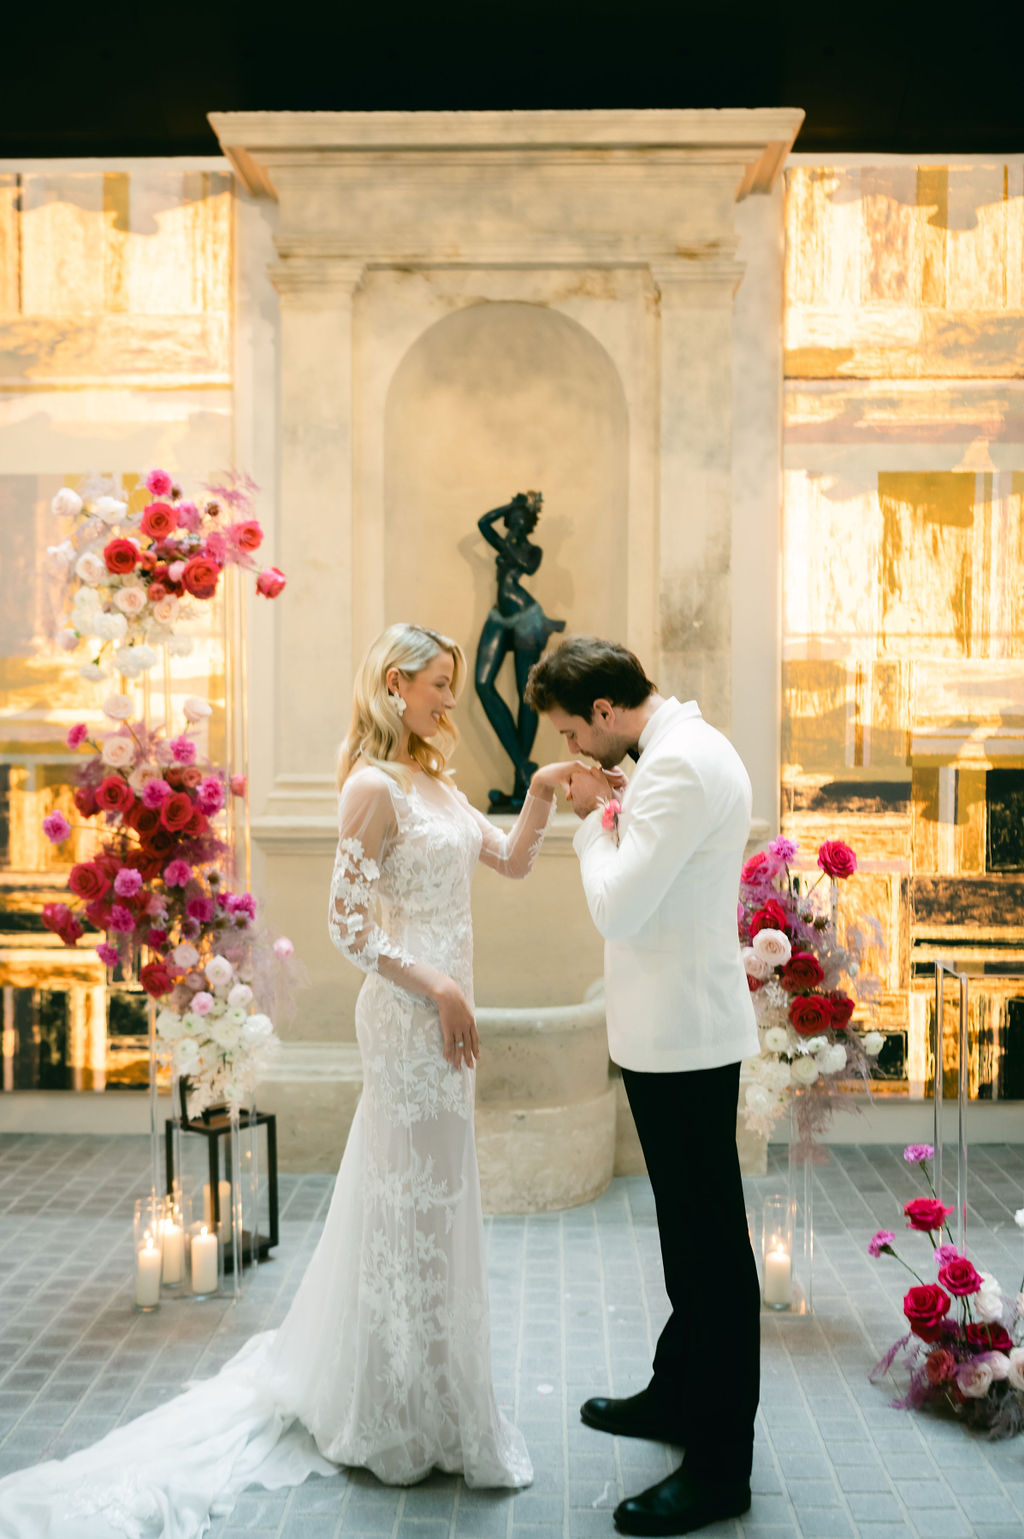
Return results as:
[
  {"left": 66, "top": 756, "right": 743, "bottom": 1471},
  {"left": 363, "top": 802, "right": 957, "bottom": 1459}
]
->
[{"left": 6, "top": 3, "right": 1023, "bottom": 158}]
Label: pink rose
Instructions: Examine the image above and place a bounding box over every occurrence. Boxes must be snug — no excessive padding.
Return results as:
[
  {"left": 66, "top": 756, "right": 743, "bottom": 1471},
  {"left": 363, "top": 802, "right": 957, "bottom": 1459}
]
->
[
  {"left": 229, "top": 519, "right": 263, "bottom": 552},
  {"left": 904, "top": 1197, "right": 954, "bottom": 1233},
  {"left": 42, "top": 810, "right": 72, "bottom": 844},
  {"left": 66, "top": 724, "right": 89, "bottom": 750},
  {"left": 95, "top": 776, "right": 134, "bottom": 815},
  {"left": 256, "top": 566, "right": 286, "bottom": 598},
  {"left": 42, "top": 902, "right": 84, "bottom": 947},
  {"left": 68, "top": 862, "right": 111, "bottom": 902},
  {"left": 145, "top": 468, "right": 174, "bottom": 498},
  {"left": 817, "top": 839, "right": 857, "bottom": 880},
  {"left": 113, "top": 586, "right": 148, "bottom": 617},
  {"left": 937, "top": 1256, "right": 984, "bottom": 1297},
  {"left": 230, "top": 773, "right": 247, "bottom": 798},
  {"left": 182, "top": 555, "right": 220, "bottom": 600}
]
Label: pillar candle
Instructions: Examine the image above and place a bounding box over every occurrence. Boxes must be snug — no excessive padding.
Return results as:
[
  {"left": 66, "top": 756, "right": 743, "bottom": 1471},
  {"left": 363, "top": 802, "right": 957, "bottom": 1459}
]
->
[
  {"left": 203, "top": 1180, "right": 233, "bottom": 1240},
  {"left": 764, "top": 1245, "right": 792, "bottom": 1307},
  {"left": 191, "top": 1225, "right": 219, "bottom": 1295},
  {"left": 161, "top": 1218, "right": 185, "bottom": 1285},
  {"left": 136, "top": 1237, "right": 162, "bottom": 1308}
]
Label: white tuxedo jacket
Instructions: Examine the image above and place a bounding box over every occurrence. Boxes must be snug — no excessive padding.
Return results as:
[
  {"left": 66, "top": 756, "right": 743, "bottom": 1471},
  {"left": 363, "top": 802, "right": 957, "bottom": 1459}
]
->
[{"left": 573, "top": 697, "right": 759, "bottom": 1073}]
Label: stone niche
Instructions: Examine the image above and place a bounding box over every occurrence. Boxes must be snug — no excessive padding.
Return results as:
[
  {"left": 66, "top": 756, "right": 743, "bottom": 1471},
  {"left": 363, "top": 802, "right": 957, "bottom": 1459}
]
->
[{"left": 209, "top": 110, "right": 801, "bottom": 1200}]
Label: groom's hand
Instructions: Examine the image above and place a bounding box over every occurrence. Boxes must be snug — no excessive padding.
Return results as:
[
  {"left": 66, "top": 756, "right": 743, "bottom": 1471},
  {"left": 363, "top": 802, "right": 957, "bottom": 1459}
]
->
[{"left": 567, "top": 766, "right": 616, "bottom": 819}]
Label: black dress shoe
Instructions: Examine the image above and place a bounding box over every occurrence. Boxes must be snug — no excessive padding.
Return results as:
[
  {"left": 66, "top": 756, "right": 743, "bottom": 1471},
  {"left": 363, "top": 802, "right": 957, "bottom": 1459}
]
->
[
  {"left": 579, "top": 1390, "right": 687, "bottom": 1443},
  {"left": 613, "top": 1466, "right": 751, "bottom": 1536}
]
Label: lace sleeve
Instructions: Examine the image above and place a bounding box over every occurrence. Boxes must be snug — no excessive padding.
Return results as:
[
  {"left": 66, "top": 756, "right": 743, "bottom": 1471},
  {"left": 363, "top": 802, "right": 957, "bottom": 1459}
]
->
[
  {"left": 457, "top": 789, "right": 555, "bottom": 879},
  {"left": 329, "top": 770, "right": 445, "bottom": 998}
]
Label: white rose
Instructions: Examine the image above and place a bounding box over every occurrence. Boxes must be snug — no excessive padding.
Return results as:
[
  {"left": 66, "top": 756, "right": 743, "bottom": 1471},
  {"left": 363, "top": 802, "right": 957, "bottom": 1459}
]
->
[
  {"left": 173, "top": 944, "right": 200, "bottom": 969},
  {"left": 973, "top": 1291, "right": 1003, "bottom": 1324},
  {"left": 173, "top": 1038, "right": 201, "bottom": 1075},
  {"left": 957, "top": 1360, "right": 994, "bottom": 1399},
  {"left": 114, "top": 586, "right": 148, "bottom": 617},
  {"left": 95, "top": 611, "right": 129, "bottom": 643},
  {"left": 241, "top": 1013, "right": 274, "bottom": 1046},
  {"left": 52, "top": 487, "right": 84, "bottom": 518},
  {"left": 821, "top": 1043, "right": 849, "bottom": 1075},
  {"left": 182, "top": 695, "right": 212, "bottom": 722},
  {"left": 741, "top": 946, "right": 774, "bottom": 981},
  {"left": 75, "top": 551, "right": 106, "bottom": 585},
  {"left": 166, "top": 635, "right": 194, "bottom": 658},
  {"left": 223, "top": 1006, "right": 247, "bottom": 1028},
  {"left": 204, "top": 955, "right": 234, "bottom": 988},
  {"left": 151, "top": 595, "right": 179, "bottom": 625},
  {"left": 745, "top": 1083, "right": 775, "bottom": 1117},
  {"left": 155, "top": 1009, "right": 184, "bottom": 1041},
  {"left": 228, "top": 982, "right": 253, "bottom": 1009},
  {"left": 46, "top": 540, "right": 76, "bottom": 572},
  {"left": 978, "top": 1270, "right": 1000, "bottom": 1293},
  {"left": 112, "top": 645, "right": 143, "bottom": 677},
  {"left": 94, "top": 496, "right": 127, "bottom": 524},
  {"left": 57, "top": 628, "right": 79, "bottom": 651},
  {"left": 861, "top": 1032, "right": 885, "bottom": 1056},
  {"left": 763, "top": 1026, "right": 789, "bottom": 1053},
  {"left": 100, "top": 736, "right": 135, "bottom": 768},
  {"left": 1007, "top": 1348, "right": 1024, "bottom": 1391},
  {"left": 210, "top": 1019, "right": 243, "bottom": 1050},
  {"left": 73, "top": 585, "right": 101, "bottom": 614},
  {"left": 979, "top": 1351, "right": 1011, "bottom": 1381},
  {"left": 765, "top": 1059, "right": 792, "bottom": 1091},
  {"left": 132, "top": 644, "right": 158, "bottom": 672},
  {"left": 79, "top": 662, "right": 107, "bottom": 682},
  {"left": 752, "top": 928, "right": 792, "bottom": 967},
  {"left": 180, "top": 1012, "right": 203, "bottom": 1036},
  {"left": 803, "top": 1035, "right": 829, "bottom": 1055},
  {"left": 791, "top": 1056, "right": 820, "bottom": 1086},
  {"left": 102, "top": 693, "right": 134, "bottom": 721}
]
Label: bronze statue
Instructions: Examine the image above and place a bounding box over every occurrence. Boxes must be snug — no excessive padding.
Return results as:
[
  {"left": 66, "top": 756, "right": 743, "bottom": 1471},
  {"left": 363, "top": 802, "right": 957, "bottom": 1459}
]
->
[{"left": 474, "top": 492, "right": 565, "bottom": 811}]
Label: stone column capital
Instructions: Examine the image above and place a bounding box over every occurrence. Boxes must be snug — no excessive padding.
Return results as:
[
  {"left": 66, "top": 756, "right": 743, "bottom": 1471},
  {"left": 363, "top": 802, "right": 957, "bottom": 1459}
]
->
[
  {"left": 268, "top": 257, "right": 365, "bottom": 304},
  {"left": 650, "top": 257, "right": 746, "bottom": 307}
]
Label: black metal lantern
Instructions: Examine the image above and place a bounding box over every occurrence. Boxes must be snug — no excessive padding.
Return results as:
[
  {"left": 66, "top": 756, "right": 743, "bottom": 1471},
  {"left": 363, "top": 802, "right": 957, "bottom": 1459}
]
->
[{"left": 165, "top": 1085, "right": 279, "bottom": 1272}]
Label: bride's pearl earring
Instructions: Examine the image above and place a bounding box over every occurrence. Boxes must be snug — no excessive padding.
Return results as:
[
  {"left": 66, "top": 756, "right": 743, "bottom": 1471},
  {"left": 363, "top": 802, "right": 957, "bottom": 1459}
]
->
[{"left": 389, "top": 692, "right": 407, "bottom": 717}]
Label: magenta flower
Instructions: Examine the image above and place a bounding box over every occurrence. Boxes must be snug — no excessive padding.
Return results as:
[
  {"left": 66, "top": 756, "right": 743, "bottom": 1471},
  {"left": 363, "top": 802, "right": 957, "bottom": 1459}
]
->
[
  {"left": 110, "top": 905, "right": 136, "bottom": 934},
  {"left": 163, "top": 859, "right": 192, "bottom": 888},
  {"left": 935, "top": 1244, "right": 961, "bottom": 1269},
  {"left": 225, "top": 891, "right": 257, "bottom": 920},
  {"left": 868, "top": 1230, "right": 896, "bottom": 1258},
  {"left": 145, "top": 468, "right": 173, "bottom": 497},
  {"left": 66, "top": 724, "right": 88, "bottom": 750},
  {"left": 96, "top": 943, "right": 120, "bottom": 967},
  {"left": 197, "top": 775, "right": 224, "bottom": 815},
  {"left": 769, "top": 835, "right": 798, "bottom": 863},
  {"left": 113, "top": 868, "right": 143, "bottom": 898},
  {"left": 185, "top": 895, "right": 215, "bottom": 923},
  {"left": 169, "top": 735, "right": 197, "bottom": 765},
  {"left": 141, "top": 778, "right": 172, "bottom": 808},
  {"left": 229, "top": 773, "right": 247, "bottom": 798},
  {"left": 904, "top": 1144, "right": 935, "bottom": 1164},
  {"left": 42, "top": 811, "right": 72, "bottom": 844}
]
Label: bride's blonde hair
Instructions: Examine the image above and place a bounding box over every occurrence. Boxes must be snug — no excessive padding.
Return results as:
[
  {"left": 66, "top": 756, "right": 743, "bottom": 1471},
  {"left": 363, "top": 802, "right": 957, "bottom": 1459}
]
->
[{"left": 337, "top": 623, "right": 466, "bottom": 790}]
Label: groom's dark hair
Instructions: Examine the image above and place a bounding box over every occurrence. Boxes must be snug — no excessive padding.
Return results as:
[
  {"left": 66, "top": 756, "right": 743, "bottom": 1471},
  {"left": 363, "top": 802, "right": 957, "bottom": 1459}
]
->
[{"left": 524, "top": 636, "right": 656, "bottom": 721}]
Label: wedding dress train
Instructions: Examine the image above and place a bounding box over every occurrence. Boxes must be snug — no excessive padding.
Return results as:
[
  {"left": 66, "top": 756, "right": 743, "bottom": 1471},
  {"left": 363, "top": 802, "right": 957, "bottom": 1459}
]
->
[{"left": 0, "top": 768, "right": 549, "bottom": 1537}]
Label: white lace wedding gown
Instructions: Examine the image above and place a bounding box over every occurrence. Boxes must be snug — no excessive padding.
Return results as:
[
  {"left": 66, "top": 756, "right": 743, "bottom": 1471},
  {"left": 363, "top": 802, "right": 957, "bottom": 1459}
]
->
[{"left": 0, "top": 769, "right": 551, "bottom": 1538}]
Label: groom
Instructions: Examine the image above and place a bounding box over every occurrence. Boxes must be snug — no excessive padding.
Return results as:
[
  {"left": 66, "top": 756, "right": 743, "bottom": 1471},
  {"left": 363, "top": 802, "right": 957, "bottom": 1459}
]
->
[{"left": 525, "top": 637, "right": 761, "bottom": 1537}]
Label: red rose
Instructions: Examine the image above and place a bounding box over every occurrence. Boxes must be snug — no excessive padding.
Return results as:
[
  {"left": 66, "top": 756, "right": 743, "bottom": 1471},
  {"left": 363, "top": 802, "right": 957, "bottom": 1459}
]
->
[
  {"left": 925, "top": 1347, "right": 956, "bottom": 1385},
  {"left": 817, "top": 839, "right": 857, "bottom": 880},
  {"left": 182, "top": 555, "right": 220, "bottom": 600},
  {"left": 750, "top": 899, "right": 789, "bottom": 939},
  {"left": 68, "top": 861, "right": 111, "bottom": 902},
  {"left": 130, "top": 804, "right": 162, "bottom": 840},
  {"left": 903, "top": 1283, "right": 951, "bottom": 1343},
  {"left": 73, "top": 784, "right": 98, "bottom": 817},
  {"left": 84, "top": 898, "right": 113, "bottom": 931},
  {"left": 256, "top": 565, "right": 286, "bottom": 598},
  {"left": 41, "top": 902, "right": 84, "bottom": 946},
  {"left": 95, "top": 775, "right": 134, "bottom": 815},
  {"left": 747, "top": 974, "right": 763, "bottom": 993},
  {"left": 163, "top": 767, "right": 184, "bottom": 790},
  {"left": 180, "top": 766, "right": 203, "bottom": 790},
  {"left": 160, "top": 791, "right": 194, "bottom": 832},
  {"left": 103, "top": 537, "right": 139, "bottom": 575},
  {"left": 230, "top": 519, "right": 263, "bottom": 552},
  {"left": 937, "top": 1257, "right": 983, "bottom": 1297},
  {"left": 140, "top": 501, "right": 178, "bottom": 540},
  {"left": 904, "top": 1197, "right": 954, "bottom": 1233},
  {"left": 780, "top": 952, "right": 824, "bottom": 993},
  {"left": 138, "top": 960, "right": 173, "bottom": 998},
  {"left": 183, "top": 808, "right": 209, "bottom": 838},
  {"left": 826, "top": 990, "right": 855, "bottom": 1029},
  {"left": 146, "top": 928, "right": 169, "bottom": 951},
  {"left": 966, "top": 1322, "right": 1013, "bottom": 1353},
  {"left": 143, "top": 828, "right": 177, "bottom": 859},
  {"left": 788, "top": 994, "right": 834, "bottom": 1035},
  {"left": 740, "top": 851, "right": 771, "bottom": 885}
]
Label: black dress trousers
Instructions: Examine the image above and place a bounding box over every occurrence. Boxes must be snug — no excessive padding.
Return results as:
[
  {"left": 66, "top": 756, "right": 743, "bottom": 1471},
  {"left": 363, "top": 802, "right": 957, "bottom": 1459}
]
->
[{"left": 621, "top": 1059, "right": 760, "bottom": 1482}]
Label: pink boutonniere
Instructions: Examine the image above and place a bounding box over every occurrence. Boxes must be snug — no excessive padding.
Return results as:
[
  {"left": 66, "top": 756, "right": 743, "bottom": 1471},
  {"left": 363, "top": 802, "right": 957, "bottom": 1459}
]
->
[{"left": 600, "top": 798, "right": 622, "bottom": 845}]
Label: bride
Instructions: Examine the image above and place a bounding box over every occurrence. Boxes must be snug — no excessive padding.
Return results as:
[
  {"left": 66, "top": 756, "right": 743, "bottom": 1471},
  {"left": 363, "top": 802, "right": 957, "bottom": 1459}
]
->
[{"left": 0, "top": 623, "right": 574, "bottom": 1538}]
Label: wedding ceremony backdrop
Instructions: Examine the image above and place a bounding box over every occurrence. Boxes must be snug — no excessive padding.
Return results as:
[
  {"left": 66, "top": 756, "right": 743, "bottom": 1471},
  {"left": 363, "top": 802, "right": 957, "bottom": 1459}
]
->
[{"left": 2, "top": 114, "right": 1024, "bottom": 1189}]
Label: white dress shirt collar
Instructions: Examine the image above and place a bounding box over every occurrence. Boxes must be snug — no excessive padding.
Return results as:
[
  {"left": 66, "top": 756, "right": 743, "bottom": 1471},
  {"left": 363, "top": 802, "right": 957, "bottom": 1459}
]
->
[{"left": 636, "top": 696, "right": 701, "bottom": 756}]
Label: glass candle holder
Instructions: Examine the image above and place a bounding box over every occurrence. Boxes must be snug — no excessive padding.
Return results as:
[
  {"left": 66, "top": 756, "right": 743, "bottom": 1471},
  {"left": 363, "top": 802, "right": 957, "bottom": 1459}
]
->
[
  {"left": 133, "top": 1196, "right": 164, "bottom": 1312},
  {"left": 762, "top": 1194, "right": 794, "bottom": 1311},
  {"left": 188, "top": 1219, "right": 221, "bottom": 1300},
  {"left": 159, "top": 1192, "right": 189, "bottom": 1290}
]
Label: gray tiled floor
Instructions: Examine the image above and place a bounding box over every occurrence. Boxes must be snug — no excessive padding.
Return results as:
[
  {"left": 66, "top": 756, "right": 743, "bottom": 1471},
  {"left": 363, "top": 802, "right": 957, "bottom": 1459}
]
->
[{"left": 2, "top": 1135, "right": 1024, "bottom": 1537}]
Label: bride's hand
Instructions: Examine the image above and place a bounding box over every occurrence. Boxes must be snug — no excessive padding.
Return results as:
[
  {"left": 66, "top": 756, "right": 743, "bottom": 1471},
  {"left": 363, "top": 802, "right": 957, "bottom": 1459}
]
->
[
  {"left": 530, "top": 760, "right": 591, "bottom": 800},
  {"left": 435, "top": 978, "right": 480, "bottom": 1070}
]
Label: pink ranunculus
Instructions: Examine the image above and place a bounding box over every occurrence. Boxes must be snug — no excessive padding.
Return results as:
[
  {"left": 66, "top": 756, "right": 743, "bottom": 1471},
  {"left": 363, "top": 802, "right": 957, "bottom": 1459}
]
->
[
  {"left": 904, "top": 1197, "right": 954, "bottom": 1233},
  {"left": 185, "top": 895, "right": 215, "bottom": 923},
  {"left": 937, "top": 1256, "right": 984, "bottom": 1297},
  {"left": 191, "top": 991, "right": 215, "bottom": 1016},
  {"left": 96, "top": 942, "right": 120, "bottom": 967},
  {"left": 42, "top": 810, "right": 72, "bottom": 844},
  {"left": 110, "top": 904, "right": 137, "bottom": 934},
  {"left": 145, "top": 468, "right": 174, "bottom": 498},
  {"left": 169, "top": 735, "right": 197, "bottom": 765},
  {"left": 66, "top": 723, "right": 89, "bottom": 750},
  {"left": 868, "top": 1230, "right": 896, "bottom": 1258},
  {"left": 256, "top": 565, "right": 286, "bottom": 598},
  {"left": 229, "top": 773, "right": 247, "bottom": 798},
  {"left": 113, "top": 868, "right": 143, "bottom": 898},
  {"left": 163, "top": 858, "right": 192, "bottom": 888},
  {"left": 273, "top": 935, "right": 294, "bottom": 960},
  {"left": 817, "top": 839, "right": 857, "bottom": 880},
  {"left": 142, "top": 778, "right": 173, "bottom": 808}
]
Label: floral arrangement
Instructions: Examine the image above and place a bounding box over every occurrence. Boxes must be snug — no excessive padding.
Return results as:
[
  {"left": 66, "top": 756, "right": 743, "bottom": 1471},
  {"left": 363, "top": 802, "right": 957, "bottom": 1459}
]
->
[
  {"left": 869, "top": 1145, "right": 1024, "bottom": 1439},
  {"left": 739, "top": 834, "right": 884, "bottom": 1156},
  {"left": 46, "top": 468, "right": 286, "bottom": 681},
  {"left": 41, "top": 700, "right": 290, "bottom": 1113}
]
